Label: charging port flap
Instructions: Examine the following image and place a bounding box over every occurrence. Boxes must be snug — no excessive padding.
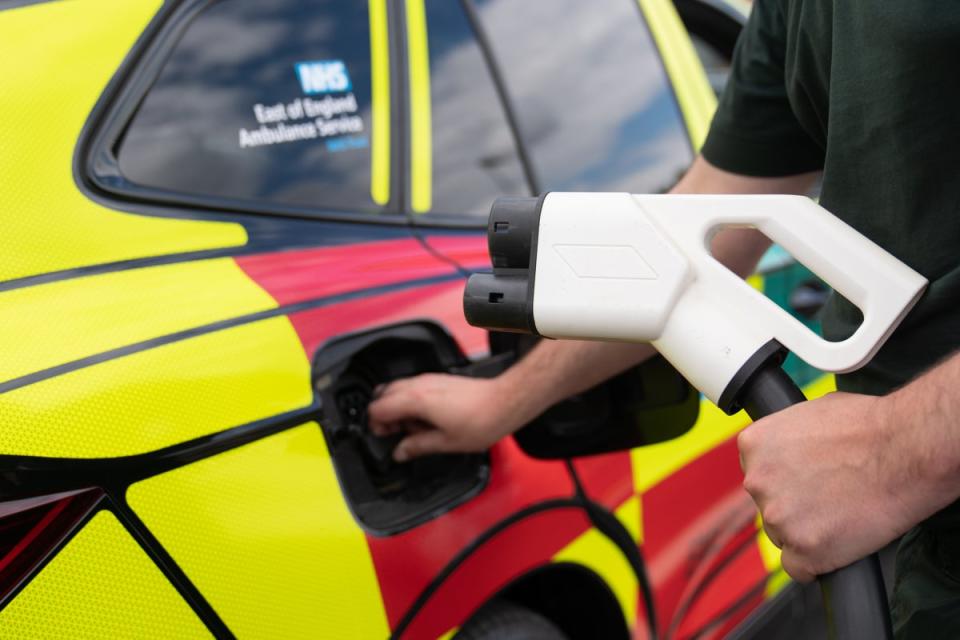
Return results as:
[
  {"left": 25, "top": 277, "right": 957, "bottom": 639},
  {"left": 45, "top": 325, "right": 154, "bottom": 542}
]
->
[{"left": 314, "top": 323, "right": 490, "bottom": 535}]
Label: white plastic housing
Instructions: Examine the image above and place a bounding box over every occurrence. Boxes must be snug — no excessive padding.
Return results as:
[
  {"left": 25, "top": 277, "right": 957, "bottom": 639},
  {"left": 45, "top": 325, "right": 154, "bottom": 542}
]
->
[{"left": 531, "top": 192, "right": 927, "bottom": 404}]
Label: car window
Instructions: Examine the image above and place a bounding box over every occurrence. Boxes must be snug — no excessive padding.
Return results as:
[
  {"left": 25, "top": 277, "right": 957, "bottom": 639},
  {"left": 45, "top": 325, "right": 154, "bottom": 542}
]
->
[
  {"left": 115, "top": 0, "right": 386, "bottom": 214},
  {"left": 418, "top": 0, "right": 530, "bottom": 217},
  {"left": 473, "top": 0, "right": 693, "bottom": 193}
]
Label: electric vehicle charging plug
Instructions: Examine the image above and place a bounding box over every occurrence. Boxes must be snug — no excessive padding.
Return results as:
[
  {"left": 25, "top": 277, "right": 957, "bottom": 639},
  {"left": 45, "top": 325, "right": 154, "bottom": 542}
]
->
[{"left": 464, "top": 192, "right": 928, "bottom": 640}]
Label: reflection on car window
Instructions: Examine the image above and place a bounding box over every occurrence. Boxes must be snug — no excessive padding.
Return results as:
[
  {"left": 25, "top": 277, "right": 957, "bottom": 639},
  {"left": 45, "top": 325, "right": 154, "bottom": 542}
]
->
[
  {"left": 117, "top": 0, "right": 383, "bottom": 213},
  {"left": 474, "top": 0, "right": 693, "bottom": 193},
  {"left": 422, "top": 0, "right": 529, "bottom": 216}
]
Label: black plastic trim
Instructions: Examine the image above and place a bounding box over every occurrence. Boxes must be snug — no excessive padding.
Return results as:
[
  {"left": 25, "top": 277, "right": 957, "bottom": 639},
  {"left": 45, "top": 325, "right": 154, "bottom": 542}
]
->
[
  {"left": 0, "top": 407, "right": 319, "bottom": 502},
  {"left": 110, "top": 499, "right": 235, "bottom": 638},
  {"left": 0, "top": 0, "right": 59, "bottom": 11},
  {"left": 716, "top": 339, "right": 786, "bottom": 414},
  {"left": 311, "top": 322, "right": 490, "bottom": 536},
  {"left": 78, "top": 0, "right": 413, "bottom": 227},
  {"left": 525, "top": 192, "right": 548, "bottom": 334}
]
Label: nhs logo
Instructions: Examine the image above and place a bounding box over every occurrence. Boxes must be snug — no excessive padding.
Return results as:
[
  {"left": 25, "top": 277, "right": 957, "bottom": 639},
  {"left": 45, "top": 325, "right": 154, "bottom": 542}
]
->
[{"left": 295, "top": 60, "right": 352, "bottom": 95}]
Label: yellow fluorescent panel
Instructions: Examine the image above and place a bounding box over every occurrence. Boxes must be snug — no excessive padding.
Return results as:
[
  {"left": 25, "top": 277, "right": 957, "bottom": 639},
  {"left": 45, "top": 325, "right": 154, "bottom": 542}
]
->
[
  {"left": 632, "top": 375, "right": 835, "bottom": 495},
  {"left": 405, "top": 0, "right": 433, "bottom": 212},
  {"left": 0, "top": 317, "right": 312, "bottom": 458},
  {"left": 0, "top": 0, "right": 245, "bottom": 283},
  {"left": 0, "top": 259, "right": 277, "bottom": 384},
  {"left": 636, "top": 0, "right": 718, "bottom": 149},
  {"left": 0, "top": 511, "right": 211, "bottom": 639},
  {"left": 128, "top": 424, "right": 391, "bottom": 639},
  {"left": 369, "top": 0, "right": 391, "bottom": 205},
  {"left": 554, "top": 497, "right": 643, "bottom": 626}
]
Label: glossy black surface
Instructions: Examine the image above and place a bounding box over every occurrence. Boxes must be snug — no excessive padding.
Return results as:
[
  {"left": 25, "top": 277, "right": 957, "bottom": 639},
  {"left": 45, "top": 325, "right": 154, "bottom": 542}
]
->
[
  {"left": 421, "top": 0, "right": 529, "bottom": 216},
  {"left": 473, "top": 0, "right": 694, "bottom": 193},
  {"left": 118, "top": 0, "right": 380, "bottom": 212}
]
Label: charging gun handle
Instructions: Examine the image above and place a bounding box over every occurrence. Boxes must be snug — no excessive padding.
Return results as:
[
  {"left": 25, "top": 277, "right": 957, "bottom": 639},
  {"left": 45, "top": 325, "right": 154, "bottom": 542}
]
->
[{"left": 738, "top": 364, "right": 893, "bottom": 640}]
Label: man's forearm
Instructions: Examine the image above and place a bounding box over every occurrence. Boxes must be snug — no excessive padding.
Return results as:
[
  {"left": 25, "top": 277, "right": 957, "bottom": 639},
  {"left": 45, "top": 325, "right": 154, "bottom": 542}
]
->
[
  {"left": 885, "top": 350, "right": 960, "bottom": 522},
  {"left": 493, "top": 340, "right": 655, "bottom": 426}
]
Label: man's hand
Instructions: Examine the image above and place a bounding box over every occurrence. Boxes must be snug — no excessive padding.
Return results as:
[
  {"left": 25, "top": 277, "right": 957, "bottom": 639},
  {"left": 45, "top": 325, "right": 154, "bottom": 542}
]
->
[
  {"left": 739, "top": 392, "right": 927, "bottom": 582},
  {"left": 368, "top": 374, "right": 525, "bottom": 462}
]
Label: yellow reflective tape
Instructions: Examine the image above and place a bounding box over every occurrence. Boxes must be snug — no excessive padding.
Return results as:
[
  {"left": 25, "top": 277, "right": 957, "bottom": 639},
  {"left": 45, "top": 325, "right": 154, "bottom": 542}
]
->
[
  {"left": 0, "top": 317, "right": 312, "bottom": 458},
  {"left": 632, "top": 374, "right": 835, "bottom": 494},
  {"left": 0, "top": 511, "right": 211, "bottom": 638},
  {"left": 636, "top": 0, "right": 717, "bottom": 149},
  {"left": 405, "top": 0, "right": 432, "bottom": 213},
  {"left": 369, "top": 0, "right": 391, "bottom": 206},
  {"left": 554, "top": 497, "right": 643, "bottom": 626},
  {"left": 0, "top": 0, "right": 246, "bottom": 283},
  {"left": 0, "top": 259, "right": 277, "bottom": 384},
  {"left": 633, "top": 398, "right": 748, "bottom": 494},
  {"left": 128, "top": 424, "right": 390, "bottom": 639}
]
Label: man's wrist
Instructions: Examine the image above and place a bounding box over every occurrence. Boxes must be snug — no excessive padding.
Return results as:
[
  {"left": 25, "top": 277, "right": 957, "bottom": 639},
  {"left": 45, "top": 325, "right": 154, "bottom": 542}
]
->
[
  {"left": 490, "top": 363, "right": 555, "bottom": 432},
  {"left": 880, "top": 376, "right": 960, "bottom": 525}
]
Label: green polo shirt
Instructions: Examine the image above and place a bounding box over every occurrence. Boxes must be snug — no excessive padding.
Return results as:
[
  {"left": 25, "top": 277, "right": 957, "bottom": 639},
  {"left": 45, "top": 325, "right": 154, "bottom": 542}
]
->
[{"left": 700, "top": 2, "right": 960, "bottom": 637}]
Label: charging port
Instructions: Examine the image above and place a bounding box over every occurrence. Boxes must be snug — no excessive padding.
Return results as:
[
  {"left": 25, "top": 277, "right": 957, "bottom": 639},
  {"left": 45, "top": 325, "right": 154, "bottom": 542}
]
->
[{"left": 314, "top": 323, "right": 490, "bottom": 535}]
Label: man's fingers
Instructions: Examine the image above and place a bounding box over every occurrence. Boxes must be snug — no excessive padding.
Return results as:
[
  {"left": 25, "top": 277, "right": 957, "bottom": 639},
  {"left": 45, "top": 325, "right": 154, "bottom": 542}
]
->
[
  {"left": 393, "top": 430, "right": 450, "bottom": 462},
  {"left": 368, "top": 388, "right": 425, "bottom": 429},
  {"left": 368, "top": 421, "right": 402, "bottom": 437},
  {"left": 780, "top": 550, "right": 816, "bottom": 584}
]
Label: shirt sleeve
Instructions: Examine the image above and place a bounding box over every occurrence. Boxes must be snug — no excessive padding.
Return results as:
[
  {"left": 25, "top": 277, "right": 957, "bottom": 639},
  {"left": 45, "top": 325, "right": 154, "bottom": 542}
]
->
[{"left": 701, "top": 0, "right": 825, "bottom": 177}]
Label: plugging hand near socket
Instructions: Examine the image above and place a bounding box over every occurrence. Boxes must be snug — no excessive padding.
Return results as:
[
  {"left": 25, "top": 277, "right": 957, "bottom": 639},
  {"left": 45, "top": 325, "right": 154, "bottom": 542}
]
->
[
  {"left": 368, "top": 158, "right": 792, "bottom": 461},
  {"left": 365, "top": 159, "right": 953, "bottom": 634}
]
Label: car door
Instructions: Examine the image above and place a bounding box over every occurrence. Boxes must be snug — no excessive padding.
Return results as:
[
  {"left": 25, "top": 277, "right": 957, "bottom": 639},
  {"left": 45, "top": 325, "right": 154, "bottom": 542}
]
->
[
  {"left": 395, "top": 0, "right": 791, "bottom": 637},
  {"left": 0, "top": 0, "right": 495, "bottom": 637}
]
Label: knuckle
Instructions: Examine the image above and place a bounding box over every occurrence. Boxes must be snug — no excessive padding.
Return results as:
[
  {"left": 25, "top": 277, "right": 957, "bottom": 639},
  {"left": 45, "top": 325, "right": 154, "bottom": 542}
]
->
[
  {"left": 737, "top": 427, "right": 757, "bottom": 454},
  {"left": 742, "top": 470, "right": 764, "bottom": 498},
  {"left": 761, "top": 501, "right": 782, "bottom": 528},
  {"left": 789, "top": 528, "right": 820, "bottom": 556}
]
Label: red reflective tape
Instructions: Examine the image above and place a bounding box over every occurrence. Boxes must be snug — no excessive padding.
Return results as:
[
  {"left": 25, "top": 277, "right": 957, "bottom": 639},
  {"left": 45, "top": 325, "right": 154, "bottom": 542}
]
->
[
  {"left": 401, "top": 508, "right": 591, "bottom": 639},
  {"left": 368, "top": 438, "right": 579, "bottom": 632},
  {"left": 642, "top": 437, "right": 766, "bottom": 631},
  {"left": 235, "top": 238, "right": 456, "bottom": 306},
  {"left": 286, "top": 280, "right": 487, "bottom": 360},
  {"left": 422, "top": 235, "right": 490, "bottom": 270},
  {"left": 573, "top": 452, "right": 634, "bottom": 510}
]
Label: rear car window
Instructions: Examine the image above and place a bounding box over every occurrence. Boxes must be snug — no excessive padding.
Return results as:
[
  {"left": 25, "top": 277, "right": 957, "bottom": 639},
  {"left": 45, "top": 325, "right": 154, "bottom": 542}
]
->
[
  {"left": 473, "top": 0, "right": 693, "bottom": 193},
  {"left": 115, "top": 0, "right": 383, "bottom": 213}
]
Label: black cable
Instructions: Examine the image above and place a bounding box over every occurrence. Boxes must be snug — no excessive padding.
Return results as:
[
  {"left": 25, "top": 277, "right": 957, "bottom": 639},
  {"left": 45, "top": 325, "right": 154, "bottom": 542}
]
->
[
  {"left": 564, "top": 459, "right": 659, "bottom": 640},
  {"left": 686, "top": 578, "right": 769, "bottom": 640},
  {"left": 388, "top": 497, "right": 585, "bottom": 639},
  {"left": 664, "top": 511, "right": 759, "bottom": 639}
]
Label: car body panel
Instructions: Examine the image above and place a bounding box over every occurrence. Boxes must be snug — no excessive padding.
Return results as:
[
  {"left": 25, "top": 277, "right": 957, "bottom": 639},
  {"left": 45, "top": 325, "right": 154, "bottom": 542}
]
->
[
  {"left": 0, "top": 511, "right": 212, "bottom": 638},
  {"left": 0, "top": 0, "right": 246, "bottom": 284},
  {"left": 0, "top": 0, "right": 825, "bottom": 638},
  {"left": 128, "top": 423, "right": 391, "bottom": 639}
]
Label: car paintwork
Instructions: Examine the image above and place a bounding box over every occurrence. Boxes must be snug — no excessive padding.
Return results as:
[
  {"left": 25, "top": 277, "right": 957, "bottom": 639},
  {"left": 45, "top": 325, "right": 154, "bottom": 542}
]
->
[{"left": 0, "top": 0, "right": 822, "bottom": 638}]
